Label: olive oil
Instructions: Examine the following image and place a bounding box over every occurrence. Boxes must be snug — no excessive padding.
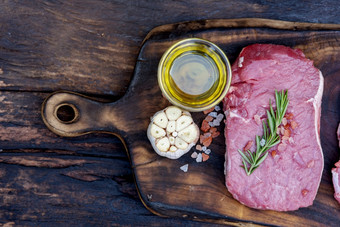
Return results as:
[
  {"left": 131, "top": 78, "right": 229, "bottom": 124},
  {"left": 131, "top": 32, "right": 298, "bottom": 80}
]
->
[
  {"left": 158, "top": 38, "right": 232, "bottom": 112},
  {"left": 169, "top": 52, "right": 218, "bottom": 96}
]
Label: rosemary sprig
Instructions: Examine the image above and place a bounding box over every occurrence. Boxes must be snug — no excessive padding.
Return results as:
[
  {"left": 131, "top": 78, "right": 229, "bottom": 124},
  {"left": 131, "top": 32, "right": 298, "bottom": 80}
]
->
[{"left": 238, "top": 90, "right": 289, "bottom": 176}]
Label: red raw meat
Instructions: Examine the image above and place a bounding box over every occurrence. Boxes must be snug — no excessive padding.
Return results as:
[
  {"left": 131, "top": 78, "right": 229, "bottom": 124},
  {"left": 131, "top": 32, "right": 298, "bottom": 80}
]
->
[
  {"left": 223, "top": 44, "right": 324, "bottom": 211},
  {"left": 331, "top": 124, "right": 340, "bottom": 204}
]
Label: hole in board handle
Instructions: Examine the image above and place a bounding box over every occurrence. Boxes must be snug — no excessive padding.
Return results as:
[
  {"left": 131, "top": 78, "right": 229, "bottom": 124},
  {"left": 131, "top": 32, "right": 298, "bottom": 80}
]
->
[{"left": 54, "top": 103, "right": 79, "bottom": 124}]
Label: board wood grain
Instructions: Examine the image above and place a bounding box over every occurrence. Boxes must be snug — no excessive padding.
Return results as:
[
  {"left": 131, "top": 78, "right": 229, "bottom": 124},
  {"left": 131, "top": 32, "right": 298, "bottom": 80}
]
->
[{"left": 42, "top": 19, "right": 340, "bottom": 226}]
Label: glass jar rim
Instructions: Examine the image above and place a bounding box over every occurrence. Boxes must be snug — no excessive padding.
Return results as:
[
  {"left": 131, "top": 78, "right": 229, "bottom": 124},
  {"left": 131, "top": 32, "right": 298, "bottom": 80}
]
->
[{"left": 158, "top": 38, "right": 232, "bottom": 112}]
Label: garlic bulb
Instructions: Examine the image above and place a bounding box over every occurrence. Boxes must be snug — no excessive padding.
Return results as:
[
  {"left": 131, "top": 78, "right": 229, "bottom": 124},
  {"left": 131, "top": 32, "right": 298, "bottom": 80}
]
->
[{"left": 147, "top": 106, "right": 199, "bottom": 159}]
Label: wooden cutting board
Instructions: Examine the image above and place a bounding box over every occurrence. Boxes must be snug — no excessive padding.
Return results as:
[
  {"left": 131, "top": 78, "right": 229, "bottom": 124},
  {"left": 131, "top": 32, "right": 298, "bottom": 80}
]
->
[{"left": 41, "top": 19, "right": 340, "bottom": 226}]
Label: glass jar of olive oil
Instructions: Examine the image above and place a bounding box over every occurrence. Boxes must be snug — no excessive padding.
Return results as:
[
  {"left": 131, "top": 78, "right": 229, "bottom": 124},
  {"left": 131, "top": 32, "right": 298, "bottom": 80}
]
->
[{"left": 158, "top": 38, "right": 232, "bottom": 112}]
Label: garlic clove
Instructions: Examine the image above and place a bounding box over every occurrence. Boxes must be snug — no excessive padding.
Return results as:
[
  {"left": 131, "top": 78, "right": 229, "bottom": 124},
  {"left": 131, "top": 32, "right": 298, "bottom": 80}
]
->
[
  {"left": 178, "top": 124, "right": 199, "bottom": 144},
  {"left": 165, "top": 106, "right": 182, "bottom": 121},
  {"left": 150, "top": 124, "right": 166, "bottom": 138},
  {"left": 175, "top": 137, "right": 188, "bottom": 150},
  {"left": 176, "top": 115, "right": 193, "bottom": 131},
  {"left": 153, "top": 112, "right": 168, "bottom": 128},
  {"left": 169, "top": 145, "right": 178, "bottom": 152},
  {"left": 156, "top": 137, "right": 170, "bottom": 152},
  {"left": 169, "top": 136, "right": 175, "bottom": 145},
  {"left": 166, "top": 120, "right": 176, "bottom": 133}
]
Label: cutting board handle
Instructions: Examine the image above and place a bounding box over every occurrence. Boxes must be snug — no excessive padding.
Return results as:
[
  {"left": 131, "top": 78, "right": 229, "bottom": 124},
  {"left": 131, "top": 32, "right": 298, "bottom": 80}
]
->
[{"left": 41, "top": 91, "right": 122, "bottom": 137}]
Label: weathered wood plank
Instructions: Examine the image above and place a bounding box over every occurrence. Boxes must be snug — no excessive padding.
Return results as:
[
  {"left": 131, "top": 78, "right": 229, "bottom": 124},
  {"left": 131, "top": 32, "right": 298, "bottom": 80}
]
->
[
  {"left": 0, "top": 150, "right": 218, "bottom": 226},
  {"left": 0, "top": 0, "right": 339, "bottom": 97},
  {"left": 0, "top": 0, "right": 340, "bottom": 226}
]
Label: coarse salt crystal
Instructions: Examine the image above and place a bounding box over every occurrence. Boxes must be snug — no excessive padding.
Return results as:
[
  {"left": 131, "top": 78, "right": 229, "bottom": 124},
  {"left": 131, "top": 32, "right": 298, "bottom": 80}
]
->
[
  {"left": 205, "top": 149, "right": 211, "bottom": 155},
  {"left": 214, "top": 105, "right": 221, "bottom": 111},
  {"left": 217, "top": 113, "right": 224, "bottom": 121},
  {"left": 212, "top": 119, "right": 220, "bottom": 126},
  {"left": 271, "top": 150, "right": 277, "bottom": 158},
  {"left": 243, "top": 140, "right": 253, "bottom": 151},
  {"left": 284, "top": 129, "right": 291, "bottom": 137},
  {"left": 204, "top": 115, "right": 214, "bottom": 122},
  {"left": 254, "top": 114, "right": 261, "bottom": 125},
  {"left": 212, "top": 131, "right": 220, "bottom": 138},
  {"left": 203, "top": 106, "right": 215, "bottom": 114},
  {"left": 208, "top": 112, "right": 218, "bottom": 118},
  {"left": 191, "top": 152, "right": 198, "bottom": 159},
  {"left": 224, "top": 110, "right": 229, "bottom": 117},
  {"left": 280, "top": 126, "right": 285, "bottom": 135},
  {"left": 202, "top": 136, "right": 212, "bottom": 147},
  {"left": 202, "top": 153, "right": 209, "bottom": 162},
  {"left": 180, "top": 164, "right": 189, "bottom": 172},
  {"left": 228, "top": 86, "right": 237, "bottom": 93},
  {"left": 260, "top": 138, "right": 266, "bottom": 146},
  {"left": 302, "top": 189, "right": 309, "bottom": 196},
  {"left": 278, "top": 143, "right": 287, "bottom": 152},
  {"left": 291, "top": 121, "right": 298, "bottom": 129},
  {"left": 208, "top": 122, "right": 214, "bottom": 127},
  {"left": 289, "top": 137, "right": 294, "bottom": 144},
  {"left": 286, "top": 113, "right": 294, "bottom": 120},
  {"left": 204, "top": 132, "right": 212, "bottom": 137},
  {"left": 202, "top": 146, "right": 207, "bottom": 151},
  {"left": 238, "top": 56, "right": 244, "bottom": 68},
  {"left": 307, "top": 160, "right": 315, "bottom": 168},
  {"left": 224, "top": 161, "right": 227, "bottom": 175},
  {"left": 196, "top": 153, "right": 203, "bottom": 162}
]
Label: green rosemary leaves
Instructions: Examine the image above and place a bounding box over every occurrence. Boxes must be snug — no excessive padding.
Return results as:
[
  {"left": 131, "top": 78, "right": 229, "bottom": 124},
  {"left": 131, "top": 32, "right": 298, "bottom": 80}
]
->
[{"left": 238, "top": 90, "right": 289, "bottom": 175}]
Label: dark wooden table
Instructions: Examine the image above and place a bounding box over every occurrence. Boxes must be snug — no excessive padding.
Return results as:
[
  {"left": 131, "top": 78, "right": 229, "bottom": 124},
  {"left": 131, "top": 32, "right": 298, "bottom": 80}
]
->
[{"left": 0, "top": 1, "right": 339, "bottom": 226}]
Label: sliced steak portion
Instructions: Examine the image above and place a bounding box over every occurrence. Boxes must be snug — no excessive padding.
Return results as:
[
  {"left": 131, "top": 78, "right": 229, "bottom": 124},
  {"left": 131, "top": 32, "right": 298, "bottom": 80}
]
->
[
  {"left": 332, "top": 124, "right": 340, "bottom": 204},
  {"left": 223, "top": 44, "right": 324, "bottom": 211}
]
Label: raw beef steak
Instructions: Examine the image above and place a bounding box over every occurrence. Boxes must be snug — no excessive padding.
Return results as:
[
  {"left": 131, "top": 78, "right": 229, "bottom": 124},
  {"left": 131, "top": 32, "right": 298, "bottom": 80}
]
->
[
  {"left": 223, "top": 44, "right": 324, "bottom": 211},
  {"left": 331, "top": 124, "right": 340, "bottom": 204}
]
